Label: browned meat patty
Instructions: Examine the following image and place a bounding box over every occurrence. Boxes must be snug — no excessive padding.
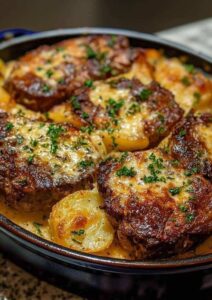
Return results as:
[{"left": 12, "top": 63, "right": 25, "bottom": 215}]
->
[
  {"left": 164, "top": 112, "right": 212, "bottom": 182},
  {"left": 97, "top": 149, "right": 212, "bottom": 258},
  {"left": 4, "top": 35, "right": 137, "bottom": 111},
  {"left": 66, "top": 78, "right": 183, "bottom": 151},
  {"left": 0, "top": 112, "right": 104, "bottom": 212}
]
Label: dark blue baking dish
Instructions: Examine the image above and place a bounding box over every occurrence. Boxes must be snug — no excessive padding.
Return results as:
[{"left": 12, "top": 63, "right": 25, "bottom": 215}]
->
[{"left": 0, "top": 28, "right": 211, "bottom": 298}]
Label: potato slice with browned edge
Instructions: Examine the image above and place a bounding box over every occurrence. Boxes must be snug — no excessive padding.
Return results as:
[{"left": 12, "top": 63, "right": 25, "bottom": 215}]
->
[{"left": 49, "top": 189, "right": 114, "bottom": 253}]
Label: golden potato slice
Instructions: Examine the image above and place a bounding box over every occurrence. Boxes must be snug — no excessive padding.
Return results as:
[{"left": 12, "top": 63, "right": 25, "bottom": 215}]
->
[
  {"left": 49, "top": 189, "right": 114, "bottom": 253},
  {"left": 155, "top": 57, "right": 212, "bottom": 113}
]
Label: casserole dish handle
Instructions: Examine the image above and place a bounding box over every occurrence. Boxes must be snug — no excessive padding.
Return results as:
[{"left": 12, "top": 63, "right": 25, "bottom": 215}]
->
[{"left": 0, "top": 28, "right": 35, "bottom": 42}]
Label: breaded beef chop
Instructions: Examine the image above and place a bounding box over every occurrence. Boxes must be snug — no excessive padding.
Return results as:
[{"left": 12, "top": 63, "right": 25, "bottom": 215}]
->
[
  {"left": 67, "top": 78, "right": 183, "bottom": 151},
  {"left": 97, "top": 149, "right": 212, "bottom": 258},
  {"left": 0, "top": 112, "right": 104, "bottom": 212},
  {"left": 165, "top": 112, "right": 212, "bottom": 182},
  {"left": 4, "top": 35, "right": 137, "bottom": 111}
]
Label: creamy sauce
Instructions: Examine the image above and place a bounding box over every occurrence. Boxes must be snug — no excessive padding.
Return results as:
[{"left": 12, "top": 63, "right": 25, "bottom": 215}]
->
[{"left": 0, "top": 199, "right": 211, "bottom": 259}]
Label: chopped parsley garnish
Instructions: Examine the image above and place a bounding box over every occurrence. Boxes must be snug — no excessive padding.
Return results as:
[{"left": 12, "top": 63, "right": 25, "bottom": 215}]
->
[
  {"left": 46, "top": 69, "right": 54, "bottom": 78},
  {"left": 78, "top": 159, "right": 94, "bottom": 169},
  {"left": 179, "top": 204, "right": 188, "bottom": 212},
  {"left": 158, "top": 113, "right": 165, "bottom": 123},
  {"left": 72, "top": 238, "right": 82, "bottom": 244},
  {"left": 107, "top": 35, "right": 117, "bottom": 48},
  {"left": 28, "top": 154, "right": 35, "bottom": 164},
  {"left": 81, "top": 112, "right": 89, "bottom": 120},
  {"left": 178, "top": 128, "right": 187, "bottom": 137},
  {"left": 5, "top": 122, "right": 14, "bottom": 131},
  {"left": 116, "top": 166, "right": 136, "bottom": 177},
  {"left": 85, "top": 45, "right": 97, "bottom": 59},
  {"left": 47, "top": 124, "right": 65, "bottom": 154},
  {"left": 42, "top": 84, "right": 51, "bottom": 93},
  {"left": 30, "top": 139, "right": 38, "bottom": 147},
  {"left": 143, "top": 153, "right": 166, "bottom": 183},
  {"left": 56, "top": 46, "right": 65, "bottom": 52},
  {"left": 33, "top": 222, "right": 43, "bottom": 236},
  {"left": 169, "top": 187, "right": 181, "bottom": 196},
  {"left": 139, "top": 89, "right": 152, "bottom": 101},
  {"left": 184, "top": 166, "right": 199, "bottom": 176},
  {"left": 193, "top": 92, "right": 201, "bottom": 105},
  {"left": 186, "top": 213, "right": 195, "bottom": 222},
  {"left": 70, "top": 96, "right": 81, "bottom": 110},
  {"left": 157, "top": 126, "right": 165, "bottom": 134},
  {"left": 36, "top": 66, "right": 43, "bottom": 71},
  {"left": 101, "top": 65, "right": 112, "bottom": 75},
  {"left": 71, "top": 229, "right": 85, "bottom": 236},
  {"left": 58, "top": 78, "right": 65, "bottom": 84},
  {"left": 106, "top": 98, "right": 124, "bottom": 124},
  {"left": 17, "top": 178, "right": 28, "bottom": 186},
  {"left": 72, "top": 137, "right": 88, "bottom": 149},
  {"left": 171, "top": 159, "right": 179, "bottom": 166},
  {"left": 127, "top": 103, "right": 141, "bottom": 115},
  {"left": 80, "top": 125, "right": 94, "bottom": 134},
  {"left": 84, "top": 79, "right": 94, "bottom": 88},
  {"left": 119, "top": 152, "right": 128, "bottom": 163},
  {"left": 184, "top": 64, "right": 195, "bottom": 74},
  {"left": 181, "top": 76, "right": 191, "bottom": 86}
]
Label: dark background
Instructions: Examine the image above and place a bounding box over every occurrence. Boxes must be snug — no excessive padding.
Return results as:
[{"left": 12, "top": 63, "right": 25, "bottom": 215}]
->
[{"left": 0, "top": 0, "right": 211, "bottom": 33}]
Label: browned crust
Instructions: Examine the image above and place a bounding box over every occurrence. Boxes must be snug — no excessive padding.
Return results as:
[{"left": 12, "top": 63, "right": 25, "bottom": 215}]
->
[
  {"left": 4, "top": 35, "right": 136, "bottom": 111},
  {"left": 167, "top": 112, "right": 212, "bottom": 182},
  {"left": 97, "top": 151, "right": 212, "bottom": 258},
  {"left": 0, "top": 112, "right": 96, "bottom": 212},
  {"left": 70, "top": 79, "right": 183, "bottom": 147}
]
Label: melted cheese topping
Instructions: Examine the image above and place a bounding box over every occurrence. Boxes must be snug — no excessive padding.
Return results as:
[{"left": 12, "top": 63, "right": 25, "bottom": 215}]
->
[
  {"left": 89, "top": 80, "right": 155, "bottom": 151},
  {"left": 5, "top": 115, "right": 103, "bottom": 183},
  {"left": 108, "top": 150, "right": 194, "bottom": 208}
]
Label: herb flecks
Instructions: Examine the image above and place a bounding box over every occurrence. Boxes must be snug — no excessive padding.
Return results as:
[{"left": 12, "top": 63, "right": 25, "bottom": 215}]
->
[
  {"left": 184, "top": 64, "right": 195, "bottom": 74},
  {"left": 139, "top": 89, "right": 152, "bottom": 101},
  {"left": 72, "top": 137, "right": 88, "bottom": 150},
  {"left": 169, "top": 187, "right": 181, "bottom": 196},
  {"left": 143, "top": 153, "right": 166, "bottom": 183},
  {"left": 178, "top": 128, "right": 187, "bottom": 137},
  {"left": 33, "top": 222, "right": 43, "bottom": 237},
  {"left": 42, "top": 84, "right": 51, "bottom": 93},
  {"left": 70, "top": 96, "right": 81, "bottom": 110},
  {"left": 127, "top": 103, "right": 141, "bottom": 115},
  {"left": 71, "top": 229, "right": 85, "bottom": 236},
  {"left": 106, "top": 98, "right": 124, "bottom": 124},
  {"left": 78, "top": 159, "right": 94, "bottom": 169},
  {"left": 116, "top": 166, "right": 136, "bottom": 177},
  {"left": 80, "top": 124, "right": 94, "bottom": 134},
  {"left": 85, "top": 45, "right": 97, "bottom": 59},
  {"left": 181, "top": 76, "right": 191, "bottom": 86},
  {"left": 47, "top": 124, "right": 65, "bottom": 154},
  {"left": 84, "top": 79, "right": 94, "bottom": 88},
  {"left": 5, "top": 122, "right": 14, "bottom": 131}
]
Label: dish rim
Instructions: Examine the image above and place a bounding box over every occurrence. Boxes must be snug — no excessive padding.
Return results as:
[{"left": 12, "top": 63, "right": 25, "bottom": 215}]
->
[{"left": 0, "top": 27, "right": 211, "bottom": 273}]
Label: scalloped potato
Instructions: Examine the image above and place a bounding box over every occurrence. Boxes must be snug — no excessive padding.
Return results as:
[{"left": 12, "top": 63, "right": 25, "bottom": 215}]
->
[{"left": 49, "top": 189, "right": 114, "bottom": 253}]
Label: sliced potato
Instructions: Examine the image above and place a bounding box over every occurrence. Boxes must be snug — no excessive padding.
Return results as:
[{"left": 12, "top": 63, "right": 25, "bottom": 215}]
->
[{"left": 49, "top": 189, "right": 114, "bottom": 253}]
